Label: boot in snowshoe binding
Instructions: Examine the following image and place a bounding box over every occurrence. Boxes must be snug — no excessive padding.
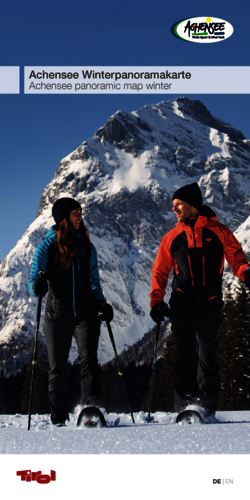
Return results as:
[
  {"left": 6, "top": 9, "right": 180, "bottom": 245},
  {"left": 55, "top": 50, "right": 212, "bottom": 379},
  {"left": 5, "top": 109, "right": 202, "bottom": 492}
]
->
[
  {"left": 176, "top": 409, "right": 203, "bottom": 424},
  {"left": 77, "top": 406, "right": 106, "bottom": 428},
  {"left": 84, "top": 418, "right": 98, "bottom": 428}
]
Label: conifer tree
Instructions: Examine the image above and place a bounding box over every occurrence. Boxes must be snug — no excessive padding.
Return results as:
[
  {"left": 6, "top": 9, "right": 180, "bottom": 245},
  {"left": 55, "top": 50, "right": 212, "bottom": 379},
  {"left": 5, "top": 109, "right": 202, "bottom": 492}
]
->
[
  {"left": 20, "top": 346, "right": 50, "bottom": 414},
  {"left": 219, "top": 281, "right": 250, "bottom": 410},
  {"left": 141, "top": 331, "right": 176, "bottom": 413},
  {"left": 99, "top": 360, "right": 127, "bottom": 413},
  {"left": 0, "top": 374, "right": 7, "bottom": 413},
  {"left": 219, "top": 284, "right": 236, "bottom": 410},
  {"left": 233, "top": 280, "right": 250, "bottom": 408}
]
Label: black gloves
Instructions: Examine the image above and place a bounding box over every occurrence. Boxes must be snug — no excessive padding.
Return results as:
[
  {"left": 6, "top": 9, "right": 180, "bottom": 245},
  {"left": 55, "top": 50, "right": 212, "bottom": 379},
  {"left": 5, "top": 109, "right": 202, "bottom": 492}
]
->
[
  {"left": 244, "top": 267, "right": 250, "bottom": 289},
  {"left": 150, "top": 301, "right": 170, "bottom": 324},
  {"left": 32, "top": 276, "right": 48, "bottom": 297},
  {"left": 97, "top": 301, "right": 114, "bottom": 323}
]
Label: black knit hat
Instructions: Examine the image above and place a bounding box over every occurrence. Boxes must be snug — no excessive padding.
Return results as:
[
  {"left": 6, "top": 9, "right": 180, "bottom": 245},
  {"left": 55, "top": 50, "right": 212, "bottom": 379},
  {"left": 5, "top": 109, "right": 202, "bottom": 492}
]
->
[
  {"left": 52, "top": 197, "right": 82, "bottom": 225},
  {"left": 172, "top": 182, "right": 203, "bottom": 211}
]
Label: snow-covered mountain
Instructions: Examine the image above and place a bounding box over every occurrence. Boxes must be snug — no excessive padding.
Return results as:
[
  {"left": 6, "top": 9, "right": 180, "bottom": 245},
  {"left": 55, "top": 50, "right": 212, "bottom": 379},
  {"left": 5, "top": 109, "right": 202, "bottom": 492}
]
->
[{"left": 1, "top": 97, "right": 250, "bottom": 376}]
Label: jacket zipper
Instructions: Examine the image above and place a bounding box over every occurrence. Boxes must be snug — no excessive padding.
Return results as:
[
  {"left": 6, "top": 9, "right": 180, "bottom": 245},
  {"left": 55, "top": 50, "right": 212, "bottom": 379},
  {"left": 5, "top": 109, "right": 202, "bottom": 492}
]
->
[
  {"left": 72, "top": 261, "right": 77, "bottom": 317},
  {"left": 188, "top": 256, "right": 194, "bottom": 286},
  {"left": 190, "top": 225, "right": 201, "bottom": 303},
  {"left": 188, "top": 226, "right": 196, "bottom": 286},
  {"left": 203, "top": 255, "right": 205, "bottom": 286},
  {"left": 190, "top": 226, "right": 196, "bottom": 248}
]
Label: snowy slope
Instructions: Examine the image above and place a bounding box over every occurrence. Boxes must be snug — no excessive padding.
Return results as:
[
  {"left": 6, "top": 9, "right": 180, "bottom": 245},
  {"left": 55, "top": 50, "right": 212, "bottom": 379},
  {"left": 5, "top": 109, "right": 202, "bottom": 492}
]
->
[
  {"left": 234, "top": 215, "right": 250, "bottom": 259},
  {"left": 1, "top": 97, "right": 250, "bottom": 375}
]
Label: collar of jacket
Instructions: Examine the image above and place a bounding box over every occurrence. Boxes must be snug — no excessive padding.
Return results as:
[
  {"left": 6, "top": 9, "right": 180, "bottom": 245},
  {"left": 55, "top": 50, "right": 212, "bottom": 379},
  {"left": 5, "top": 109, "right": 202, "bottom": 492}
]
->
[{"left": 177, "top": 214, "right": 218, "bottom": 230}]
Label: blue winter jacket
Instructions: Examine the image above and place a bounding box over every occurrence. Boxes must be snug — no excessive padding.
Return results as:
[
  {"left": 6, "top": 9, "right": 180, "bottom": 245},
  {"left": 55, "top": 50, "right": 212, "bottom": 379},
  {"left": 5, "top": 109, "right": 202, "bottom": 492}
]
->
[{"left": 29, "top": 226, "right": 105, "bottom": 318}]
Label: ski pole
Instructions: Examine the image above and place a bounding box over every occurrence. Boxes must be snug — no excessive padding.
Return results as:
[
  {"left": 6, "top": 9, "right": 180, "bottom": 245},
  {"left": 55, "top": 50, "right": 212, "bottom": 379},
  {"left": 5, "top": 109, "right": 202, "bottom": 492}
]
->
[
  {"left": 27, "top": 272, "right": 45, "bottom": 430},
  {"left": 144, "top": 322, "right": 160, "bottom": 423},
  {"left": 106, "top": 321, "right": 135, "bottom": 424}
]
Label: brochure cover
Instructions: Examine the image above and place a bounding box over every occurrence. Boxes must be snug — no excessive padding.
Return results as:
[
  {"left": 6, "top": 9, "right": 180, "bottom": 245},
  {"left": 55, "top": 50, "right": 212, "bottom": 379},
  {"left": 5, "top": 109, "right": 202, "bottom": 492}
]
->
[{"left": 0, "top": 1, "right": 249, "bottom": 497}]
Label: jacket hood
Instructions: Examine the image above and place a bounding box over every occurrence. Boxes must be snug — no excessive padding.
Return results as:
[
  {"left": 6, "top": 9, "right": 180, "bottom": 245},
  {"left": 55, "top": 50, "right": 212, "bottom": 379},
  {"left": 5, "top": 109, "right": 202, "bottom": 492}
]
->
[
  {"left": 199, "top": 205, "right": 217, "bottom": 220},
  {"left": 44, "top": 225, "right": 57, "bottom": 243}
]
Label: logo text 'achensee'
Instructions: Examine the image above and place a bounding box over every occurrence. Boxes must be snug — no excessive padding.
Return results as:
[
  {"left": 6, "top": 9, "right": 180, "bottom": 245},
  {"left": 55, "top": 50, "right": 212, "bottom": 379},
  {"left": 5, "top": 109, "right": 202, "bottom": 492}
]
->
[
  {"left": 17, "top": 470, "right": 56, "bottom": 484},
  {"left": 174, "top": 17, "right": 233, "bottom": 43}
]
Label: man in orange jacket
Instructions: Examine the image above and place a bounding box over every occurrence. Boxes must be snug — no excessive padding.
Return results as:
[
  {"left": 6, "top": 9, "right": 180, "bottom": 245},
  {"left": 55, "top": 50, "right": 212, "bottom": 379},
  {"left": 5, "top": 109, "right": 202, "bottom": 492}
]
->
[{"left": 150, "top": 182, "right": 250, "bottom": 418}]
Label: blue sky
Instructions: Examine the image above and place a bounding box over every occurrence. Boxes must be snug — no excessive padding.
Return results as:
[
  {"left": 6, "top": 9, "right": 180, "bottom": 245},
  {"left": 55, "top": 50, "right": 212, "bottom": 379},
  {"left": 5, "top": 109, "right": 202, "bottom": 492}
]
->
[{"left": 1, "top": 0, "right": 250, "bottom": 261}]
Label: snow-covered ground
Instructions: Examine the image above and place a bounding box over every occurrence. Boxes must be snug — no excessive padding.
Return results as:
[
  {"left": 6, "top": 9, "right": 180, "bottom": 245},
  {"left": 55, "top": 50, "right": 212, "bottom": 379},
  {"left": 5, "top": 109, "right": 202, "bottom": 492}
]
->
[
  {"left": 1, "top": 409, "right": 250, "bottom": 454},
  {"left": 1, "top": 410, "right": 249, "bottom": 499}
]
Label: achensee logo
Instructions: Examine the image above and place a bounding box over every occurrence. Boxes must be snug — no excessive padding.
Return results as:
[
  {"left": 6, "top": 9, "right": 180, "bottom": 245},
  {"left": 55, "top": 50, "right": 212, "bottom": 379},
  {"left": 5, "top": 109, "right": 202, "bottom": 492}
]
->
[{"left": 174, "top": 17, "right": 233, "bottom": 43}]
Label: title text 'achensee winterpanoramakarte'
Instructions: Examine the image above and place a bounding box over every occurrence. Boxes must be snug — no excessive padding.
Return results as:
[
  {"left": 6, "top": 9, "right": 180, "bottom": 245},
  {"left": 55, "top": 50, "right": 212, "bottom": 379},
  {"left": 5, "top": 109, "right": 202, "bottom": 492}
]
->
[{"left": 28, "top": 69, "right": 192, "bottom": 80}]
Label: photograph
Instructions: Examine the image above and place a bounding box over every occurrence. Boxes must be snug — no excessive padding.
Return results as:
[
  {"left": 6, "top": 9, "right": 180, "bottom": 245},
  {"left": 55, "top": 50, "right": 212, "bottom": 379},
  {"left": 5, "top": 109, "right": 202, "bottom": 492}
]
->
[{"left": 0, "top": 1, "right": 250, "bottom": 497}]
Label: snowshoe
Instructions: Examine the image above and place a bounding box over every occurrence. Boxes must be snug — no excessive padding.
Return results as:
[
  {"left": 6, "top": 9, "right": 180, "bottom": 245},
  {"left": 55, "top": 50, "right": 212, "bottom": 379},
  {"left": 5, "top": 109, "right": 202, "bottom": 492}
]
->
[
  {"left": 176, "top": 409, "right": 203, "bottom": 424},
  {"left": 142, "top": 415, "right": 155, "bottom": 423},
  {"left": 77, "top": 406, "right": 106, "bottom": 428}
]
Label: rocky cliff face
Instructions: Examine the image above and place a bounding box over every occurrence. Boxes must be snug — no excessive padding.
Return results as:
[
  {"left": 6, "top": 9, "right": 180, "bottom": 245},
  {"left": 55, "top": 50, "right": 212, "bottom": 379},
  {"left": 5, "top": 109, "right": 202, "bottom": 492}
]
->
[{"left": 1, "top": 97, "right": 250, "bottom": 375}]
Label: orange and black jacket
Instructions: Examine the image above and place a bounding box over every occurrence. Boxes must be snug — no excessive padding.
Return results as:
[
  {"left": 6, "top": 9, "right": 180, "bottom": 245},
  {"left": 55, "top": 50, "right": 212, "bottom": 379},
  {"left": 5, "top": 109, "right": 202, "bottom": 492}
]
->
[{"left": 150, "top": 208, "right": 248, "bottom": 309}]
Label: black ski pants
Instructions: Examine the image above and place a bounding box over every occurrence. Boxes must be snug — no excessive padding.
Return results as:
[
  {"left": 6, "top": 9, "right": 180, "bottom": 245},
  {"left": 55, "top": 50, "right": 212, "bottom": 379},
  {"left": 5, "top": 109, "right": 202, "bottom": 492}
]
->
[
  {"left": 43, "top": 315, "right": 100, "bottom": 425},
  {"left": 170, "top": 303, "right": 222, "bottom": 413}
]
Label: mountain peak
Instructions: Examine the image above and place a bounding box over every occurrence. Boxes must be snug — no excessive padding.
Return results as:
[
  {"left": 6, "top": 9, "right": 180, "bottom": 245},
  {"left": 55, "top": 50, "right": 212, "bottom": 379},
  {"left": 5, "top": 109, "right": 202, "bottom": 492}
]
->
[
  {"left": 94, "top": 109, "right": 152, "bottom": 156},
  {"left": 175, "top": 97, "right": 246, "bottom": 144}
]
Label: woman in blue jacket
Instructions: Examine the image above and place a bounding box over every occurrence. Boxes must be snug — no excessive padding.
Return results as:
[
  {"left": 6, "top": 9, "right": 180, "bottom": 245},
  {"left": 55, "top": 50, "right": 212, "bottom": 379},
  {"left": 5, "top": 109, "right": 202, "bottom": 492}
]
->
[{"left": 29, "top": 197, "right": 113, "bottom": 426}]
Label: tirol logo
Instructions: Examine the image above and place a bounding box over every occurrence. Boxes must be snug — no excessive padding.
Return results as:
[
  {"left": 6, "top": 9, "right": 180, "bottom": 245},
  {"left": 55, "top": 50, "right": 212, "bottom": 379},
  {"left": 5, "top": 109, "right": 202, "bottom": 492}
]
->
[
  {"left": 174, "top": 17, "right": 233, "bottom": 43},
  {"left": 16, "top": 470, "right": 56, "bottom": 484}
]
